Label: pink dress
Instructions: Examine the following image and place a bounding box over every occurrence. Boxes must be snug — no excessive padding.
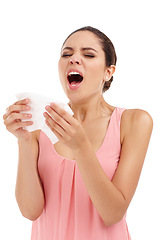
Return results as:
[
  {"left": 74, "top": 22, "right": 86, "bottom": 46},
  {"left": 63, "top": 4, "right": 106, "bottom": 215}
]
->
[{"left": 31, "top": 107, "right": 131, "bottom": 240}]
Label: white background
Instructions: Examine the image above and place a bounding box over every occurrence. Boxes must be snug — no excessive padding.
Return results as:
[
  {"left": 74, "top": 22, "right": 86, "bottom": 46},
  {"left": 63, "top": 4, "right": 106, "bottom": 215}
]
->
[{"left": 0, "top": 0, "right": 160, "bottom": 239}]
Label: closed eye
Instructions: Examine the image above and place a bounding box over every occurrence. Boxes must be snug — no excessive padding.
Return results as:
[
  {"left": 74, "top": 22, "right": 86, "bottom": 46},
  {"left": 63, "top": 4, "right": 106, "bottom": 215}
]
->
[
  {"left": 84, "top": 54, "right": 95, "bottom": 58},
  {"left": 61, "top": 53, "right": 95, "bottom": 58},
  {"left": 61, "top": 54, "right": 72, "bottom": 57}
]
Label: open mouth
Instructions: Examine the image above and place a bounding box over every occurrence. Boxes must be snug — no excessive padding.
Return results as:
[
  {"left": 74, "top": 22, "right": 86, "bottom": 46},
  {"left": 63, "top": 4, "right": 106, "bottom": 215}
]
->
[{"left": 67, "top": 71, "right": 83, "bottom": 86}]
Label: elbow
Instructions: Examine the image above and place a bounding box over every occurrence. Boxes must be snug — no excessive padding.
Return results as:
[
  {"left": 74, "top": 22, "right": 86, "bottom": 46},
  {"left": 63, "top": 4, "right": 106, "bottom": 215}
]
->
[
  {"left": 101, "top": 197, "right": 128, "bottom": 227},
  {"left": 102, "top": 209, "right": 126, "bottom": 227},
  {"left": 15, "top": 193, "right": 44, "bottom": 221},
  {"left": 103, "top": 215, "right": 125, "bottom": 227},
  {"left": 20, "top": 207, "right": 44, "bottom": 221}
]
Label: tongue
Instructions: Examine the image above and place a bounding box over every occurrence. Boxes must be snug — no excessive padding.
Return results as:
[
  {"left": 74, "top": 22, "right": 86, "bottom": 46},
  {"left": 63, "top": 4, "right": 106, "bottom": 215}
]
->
[{"left": 70, "top": 81, "right": 79, "bottom": 85}]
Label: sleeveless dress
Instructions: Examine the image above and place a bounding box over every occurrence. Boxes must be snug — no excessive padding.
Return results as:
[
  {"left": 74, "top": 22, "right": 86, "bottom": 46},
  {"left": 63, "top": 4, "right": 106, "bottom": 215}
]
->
[{"left": 31, "top": 107, "right": 131, "bottom": 240}]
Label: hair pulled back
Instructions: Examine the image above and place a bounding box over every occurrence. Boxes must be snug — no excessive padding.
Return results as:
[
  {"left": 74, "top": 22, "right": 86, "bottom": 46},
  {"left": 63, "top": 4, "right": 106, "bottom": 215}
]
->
[{"left": 62, "top": 26, "right": 117, "bottom": 93}]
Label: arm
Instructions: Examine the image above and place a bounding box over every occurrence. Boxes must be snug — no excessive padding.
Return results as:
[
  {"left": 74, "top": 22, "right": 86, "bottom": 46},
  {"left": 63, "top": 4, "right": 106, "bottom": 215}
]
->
[
  {"left": 3, "top": 99, "right": 44, "bottom": 221},
  {"left": 73, "top": 109, "right": 153, "bottom": 226},
  {"left": 15, "top": 130, "right": 45, "bottom": 221}
]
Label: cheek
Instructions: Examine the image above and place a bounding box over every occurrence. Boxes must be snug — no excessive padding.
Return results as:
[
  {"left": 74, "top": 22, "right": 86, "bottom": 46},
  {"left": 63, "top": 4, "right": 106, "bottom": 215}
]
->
[
  {"left": 87, "top": 61, "right": 105, "bottom": 81},
  {"left": 58, "top": 60, "right": 66, "bottom": 81},
  {"left": 58, "top": 59, "right": 62, "bottom": 74}
]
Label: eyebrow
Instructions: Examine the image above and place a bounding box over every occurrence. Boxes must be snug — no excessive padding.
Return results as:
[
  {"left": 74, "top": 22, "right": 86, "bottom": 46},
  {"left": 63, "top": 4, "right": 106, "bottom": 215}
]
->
[{"left": 62, "top": 47, "right": 98, "bottom": 53}]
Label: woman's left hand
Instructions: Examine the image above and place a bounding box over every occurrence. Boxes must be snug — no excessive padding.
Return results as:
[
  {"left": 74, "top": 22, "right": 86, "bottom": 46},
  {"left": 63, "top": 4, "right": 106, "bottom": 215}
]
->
[{"left": 43, "top": 103, "right": 88, "bottom": 152}]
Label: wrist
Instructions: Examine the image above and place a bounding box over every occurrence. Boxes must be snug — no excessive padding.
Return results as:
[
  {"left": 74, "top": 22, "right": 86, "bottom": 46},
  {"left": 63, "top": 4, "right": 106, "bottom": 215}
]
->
[
  {"left": 73, "top": 137, "right": 92, "bottom": 156},
  {"left": 17, "top": 135, "right": 32, "bottom": 146}
]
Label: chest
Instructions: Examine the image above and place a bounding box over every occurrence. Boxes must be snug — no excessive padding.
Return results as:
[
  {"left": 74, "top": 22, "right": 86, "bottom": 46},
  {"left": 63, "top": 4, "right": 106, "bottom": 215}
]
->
[{"left": 53, "top": 117, "right": 110, "bottom": 161}]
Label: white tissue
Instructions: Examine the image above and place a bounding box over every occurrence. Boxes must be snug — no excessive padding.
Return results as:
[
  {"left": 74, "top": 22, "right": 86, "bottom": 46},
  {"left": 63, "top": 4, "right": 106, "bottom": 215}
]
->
[{"left": 16, "top": 92, "right": 74, "bottom": 144}]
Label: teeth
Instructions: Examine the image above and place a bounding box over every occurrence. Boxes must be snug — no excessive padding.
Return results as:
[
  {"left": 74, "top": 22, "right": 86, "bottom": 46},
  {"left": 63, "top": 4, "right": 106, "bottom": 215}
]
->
[{"left": 68, "top": 71, "right": 81, "bottom": 76}]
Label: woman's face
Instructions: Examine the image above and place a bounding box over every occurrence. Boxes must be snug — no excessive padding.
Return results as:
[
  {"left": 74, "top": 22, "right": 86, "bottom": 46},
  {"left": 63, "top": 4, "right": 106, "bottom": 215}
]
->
[{"left": 58, "top": 31, "right": 108, "bottom": 103}]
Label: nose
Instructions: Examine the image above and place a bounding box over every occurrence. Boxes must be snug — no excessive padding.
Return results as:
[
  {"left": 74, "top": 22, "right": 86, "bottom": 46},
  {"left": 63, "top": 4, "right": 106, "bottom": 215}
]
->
[{"left": 69, "top": 54, "right": 81, "bottom": 65}]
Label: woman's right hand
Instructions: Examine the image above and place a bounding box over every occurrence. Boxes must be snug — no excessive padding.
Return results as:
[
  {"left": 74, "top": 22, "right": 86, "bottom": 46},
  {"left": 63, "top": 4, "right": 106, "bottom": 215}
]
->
[{"left": 3, "top": 98, "right": 33, "bottom": 142}]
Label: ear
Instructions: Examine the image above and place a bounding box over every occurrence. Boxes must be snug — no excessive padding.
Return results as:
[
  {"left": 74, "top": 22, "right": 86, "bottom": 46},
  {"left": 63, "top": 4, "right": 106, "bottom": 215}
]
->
[{"left": 104, "top": 65, "right": 116, "bottom": 81}]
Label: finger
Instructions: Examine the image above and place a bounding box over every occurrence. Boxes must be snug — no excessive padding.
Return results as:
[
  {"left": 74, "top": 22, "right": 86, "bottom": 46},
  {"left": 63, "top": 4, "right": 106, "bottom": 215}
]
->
[
  {"left": 49, "top": 103, "right": 73, "bottom": 124},
  {"left": 3, "top": 104, "right": 31, "bottom": 120},
  {"left": 4, "top": 112, "right": 32, "bottom": 126},
  {"left": 45, "top": 119, "right": 62, "bottom": 140},
  {"left": 6, "top": 120, "right": 33, "bottom": 132},
  {"left": 14, "top": 98, "right": 30, "bottom": 105},
  {"left": 44, "top": 112, "right": 66, "bottom": 136},
  {"left": 44, "top": 105, "right": 71, "bottom": 133}
]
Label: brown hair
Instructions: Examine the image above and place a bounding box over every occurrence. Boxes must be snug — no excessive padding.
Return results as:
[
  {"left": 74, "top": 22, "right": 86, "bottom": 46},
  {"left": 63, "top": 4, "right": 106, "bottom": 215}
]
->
[{"left": 62, "top": 26, "right": 117, "bottom": 93}]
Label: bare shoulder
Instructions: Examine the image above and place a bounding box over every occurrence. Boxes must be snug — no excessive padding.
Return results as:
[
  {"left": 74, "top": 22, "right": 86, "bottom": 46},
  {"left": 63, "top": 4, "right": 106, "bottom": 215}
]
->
[
  {"left": 121, "top": 108, "right": 153, "bottom": 126},
  {"left": 120, "top": 109, "right": 153, "bottom": 143}
]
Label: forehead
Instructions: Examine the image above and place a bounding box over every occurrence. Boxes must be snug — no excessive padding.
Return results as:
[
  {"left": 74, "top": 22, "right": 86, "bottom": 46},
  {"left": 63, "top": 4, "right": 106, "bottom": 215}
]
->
[{"left": 63, "top": 31, "right": 102, "bottom": 51}]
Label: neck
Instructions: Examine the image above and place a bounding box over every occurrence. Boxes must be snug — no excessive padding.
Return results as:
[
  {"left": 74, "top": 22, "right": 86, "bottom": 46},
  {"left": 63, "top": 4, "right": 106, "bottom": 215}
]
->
[{"left": 68, "top": 94, "right": 110, "bottom": 123}]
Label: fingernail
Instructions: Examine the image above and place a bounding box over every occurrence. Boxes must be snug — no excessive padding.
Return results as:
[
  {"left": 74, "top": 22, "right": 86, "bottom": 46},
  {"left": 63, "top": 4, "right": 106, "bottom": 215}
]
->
[
  {"left": 25, "top": 98, "right": 29, "bottom": 103},
  {"left": 45, "top": 105, "right": 49, "bottom": 110},
  {"left": 25, "top": 105, "right": 30, "bottom": 110}
]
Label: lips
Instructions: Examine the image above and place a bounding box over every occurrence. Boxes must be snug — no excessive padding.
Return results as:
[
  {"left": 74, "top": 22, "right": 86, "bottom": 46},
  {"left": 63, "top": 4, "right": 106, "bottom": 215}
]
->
[{"left": 67, "top": 69, "right": 84, "bottom": 85}]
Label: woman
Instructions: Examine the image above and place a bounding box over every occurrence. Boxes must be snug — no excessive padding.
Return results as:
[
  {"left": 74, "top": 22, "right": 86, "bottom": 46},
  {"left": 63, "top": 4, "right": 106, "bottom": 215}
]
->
[{"left": 3, "top": 26, "right": 153, "bottom": 240}]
